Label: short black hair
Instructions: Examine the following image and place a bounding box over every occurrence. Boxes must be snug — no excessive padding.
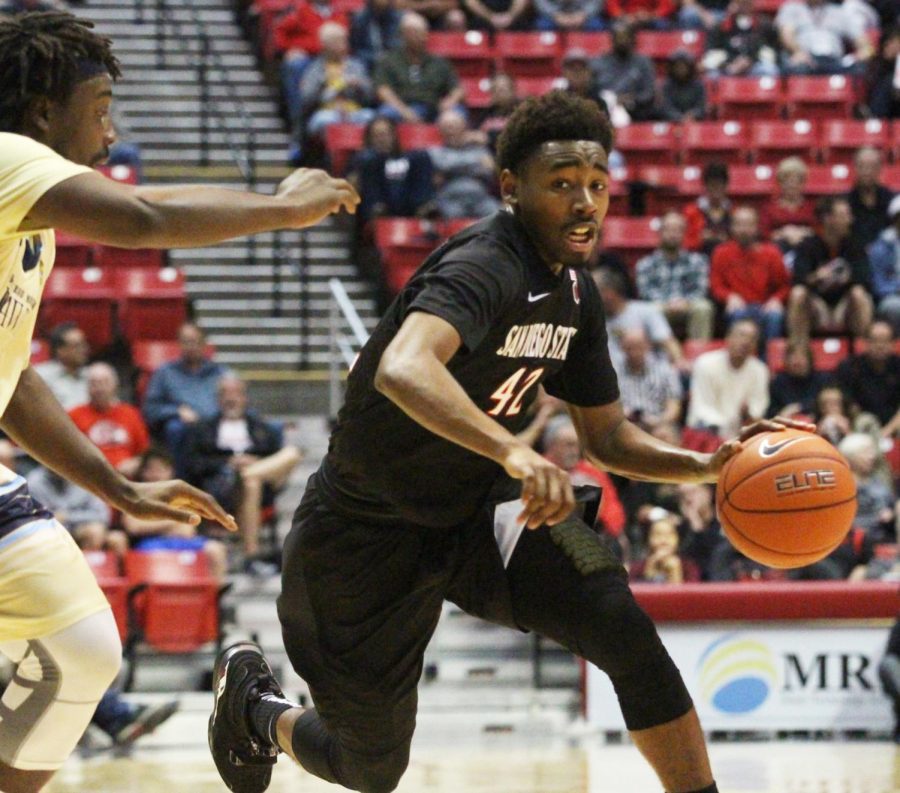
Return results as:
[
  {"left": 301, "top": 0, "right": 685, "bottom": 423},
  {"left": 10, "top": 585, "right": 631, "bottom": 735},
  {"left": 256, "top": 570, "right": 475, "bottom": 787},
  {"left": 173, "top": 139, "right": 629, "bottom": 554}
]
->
[
  {"left": 496, "top": 90, "right": 613, "bottom": 175},
  {"left": 702, "top": 161, "right": 729, "bottom": 185},
  {"left": 49, "top": 321, "right": 82, "bottom": 355},
  {"left": 815, "top": 194, "right": 848, "bottom": 221},
  {"left": 0, "top": 11, "right": 120, "bottom": 134}
]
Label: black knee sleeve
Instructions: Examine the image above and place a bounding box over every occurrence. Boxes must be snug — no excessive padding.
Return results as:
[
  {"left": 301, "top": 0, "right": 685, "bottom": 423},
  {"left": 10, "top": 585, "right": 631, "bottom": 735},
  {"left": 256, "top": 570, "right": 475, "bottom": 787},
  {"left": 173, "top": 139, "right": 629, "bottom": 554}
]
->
[{"left": 291, "top": 709, "right": 340, "bottom": 785}]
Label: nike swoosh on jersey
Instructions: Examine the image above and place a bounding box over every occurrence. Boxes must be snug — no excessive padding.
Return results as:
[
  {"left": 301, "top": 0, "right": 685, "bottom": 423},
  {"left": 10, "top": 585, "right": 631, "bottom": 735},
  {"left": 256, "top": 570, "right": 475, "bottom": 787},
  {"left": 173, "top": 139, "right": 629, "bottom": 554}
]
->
[
  {"left": 527, "top": 292, "right": 551, "bottom": 302},
  {"left": 758, "top": 435, "right": 816, "bottom": 458}
]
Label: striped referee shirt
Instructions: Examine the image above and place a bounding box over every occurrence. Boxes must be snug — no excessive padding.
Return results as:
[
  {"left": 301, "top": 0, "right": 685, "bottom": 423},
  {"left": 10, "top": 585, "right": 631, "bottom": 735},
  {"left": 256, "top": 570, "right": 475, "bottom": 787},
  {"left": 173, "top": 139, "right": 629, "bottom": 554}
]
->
[{"left": 615, "top": 353, "right": 683, "bottom": 422}]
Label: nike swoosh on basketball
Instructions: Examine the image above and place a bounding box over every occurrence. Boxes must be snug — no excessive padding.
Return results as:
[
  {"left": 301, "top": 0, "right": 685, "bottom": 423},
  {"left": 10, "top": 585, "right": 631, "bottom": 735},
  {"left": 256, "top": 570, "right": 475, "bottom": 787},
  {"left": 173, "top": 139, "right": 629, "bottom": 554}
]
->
[
  {"left": 758, "top": 436, "right": 816, "bottom": 458},
  {"left": 528, "top": 292, "right": 551, "bottom": 302}
]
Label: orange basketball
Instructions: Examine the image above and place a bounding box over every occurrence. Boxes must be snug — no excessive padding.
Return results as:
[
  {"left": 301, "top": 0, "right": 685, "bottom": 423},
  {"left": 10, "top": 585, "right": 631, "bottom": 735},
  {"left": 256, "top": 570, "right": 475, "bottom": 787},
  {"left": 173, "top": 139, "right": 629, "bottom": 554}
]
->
[{"left": 715, "top": 429, "right": 857, "bottom": 569}]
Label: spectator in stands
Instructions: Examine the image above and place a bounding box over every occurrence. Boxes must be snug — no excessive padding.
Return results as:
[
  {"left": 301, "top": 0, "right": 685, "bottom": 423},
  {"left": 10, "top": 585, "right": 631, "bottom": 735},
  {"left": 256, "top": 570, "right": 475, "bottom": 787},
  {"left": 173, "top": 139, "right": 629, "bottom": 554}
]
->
[
  {"left": 675, "top": 483, "right": 725, "bottom": 581},
  {"left": 0, "top": 0, "right": 57, "bottom": 13},
  {"left": 594, "top": 267, "right": 688, "bottom": 372},
  {"left": 34, "top": 321, "right": 89, "bottom": 410},
  {"left": 846, "top": 146, "right": 895, "bottom": 251},
  {"left": 630, "top": 511, "right": 700, "bottom": 583},
  {"left": 349, "top": 115, "right": 436, "bottom": 223},
  {"left": 677, "top": 0, "right": 728, "bottom": 31},
  {"left": 534, "top": 0, "right": 606, "bottom": 32},
  {"left": 396, "top": 0, "right": 466, "bottom": 29},
  {"left": 69, "top": 363, "right": 150, "bottom": 479},
  {"left": 869, "top": 194, "right": 900, "bottom": 335},
  {"left": 123, "top": 448, "right": 228, "bottom": 581},
  {"left": 775, "top": 0, "right": 873, "bottom": 75},
  {"left": 878, "top": 618, "right": 900, "bottom": 743},
  {"left": 760, "top": 156, "right": 816, "bottom": 260},
  {"left": 635, "top": 210, "right": 714, "bottom": 341},
  {"left": 295, "top": 22, "right": 376, "bottom": 158},
  {"left": 560, "top": 48, "right": 606, "bottom": 110},
  {"left": 814, "top": 383, "right": 883, "bottom": 448},
  {"left": 658, "top": 50, "right": 707, "bottom": 123},
  {"left": 25, "top": 464, "right": 124, "bottom": 555},
  {"left": 187, "top": 374, "right": 302, "bottom": 563},
  {"left": 605, "top": 0, "right": 675, "bottom": 29},
  {"left": 143, "top": 322, "right": 229, "bottom": 474},
  {"left": 710, "top": 205, "right": 791, "bottom": 343},
  {"left": 686, "top": 319, "right": 769, "bottom": 438},
  {"left": 594, "top": 22, "right": 658, "bottom": 122},
  {"left": 835, "top": 320, "right": 900, "bottom": 436},
  {"left": 615, "top": 328, "right": 683, "bottom": 431},
  {"left": 349, "top": 0, "right": 403, "bottom": 72},
  {"left": 374, "top": 12, "right": 465, "bottom": 123},
  {"left": 275, "top": 0, "right": 350, "bottom": 132},
  {"left": 766, "top": 340, "right": 830, "bottom": 418},
  {"left": 461, "top": 0, "right": 531, "bottom": 30},
  {"left": 428, "top": 108, "right": 500, "bottom": 219},
  {"left": 683, "top": 161, "right": 731, "bottom": 256},
  {"left": 106, "top": 106, "right": 144, "bottom": 183},
  {"left": 787, "top": 196, "right": 874, "bottom": 343},
  {"left": 704, "top": 0, "right": 779, "bottom": 76},
  {"left": 839, "top": 433, "right": 896, "bottom": 541},
  {"left": 478, "top": 73, "right": 520, "bottom": 152},
  {"left": 865, "top": 24, "right": 900, "bottom": 119}
]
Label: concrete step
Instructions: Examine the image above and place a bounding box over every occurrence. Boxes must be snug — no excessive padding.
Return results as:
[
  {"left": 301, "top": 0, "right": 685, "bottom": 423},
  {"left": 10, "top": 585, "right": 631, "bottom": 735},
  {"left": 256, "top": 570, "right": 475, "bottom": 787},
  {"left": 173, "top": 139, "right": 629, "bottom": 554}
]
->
[
  {"left": 141, "top": 148, "right": 287, "bottom": 165},
  {"left": 194, "top": 297, "right": 376, "bottom": 314},
  {"left": 129, "top": 115, "right": 283, "bottom": 132},
  {"left": 121, "top": 68, "right": 269, "bottom": 85},
  {"left": 185, "top": 279, "right": 371, "bottom": 296},
  {"left": 88, "top": 7, "right": 238, "bottom": 24},
  {"left": 134, "top": 130, "right": 287, "bottom": 148},
  {"left": 117, "top": 50, "right": 258, "bottom": 69}
]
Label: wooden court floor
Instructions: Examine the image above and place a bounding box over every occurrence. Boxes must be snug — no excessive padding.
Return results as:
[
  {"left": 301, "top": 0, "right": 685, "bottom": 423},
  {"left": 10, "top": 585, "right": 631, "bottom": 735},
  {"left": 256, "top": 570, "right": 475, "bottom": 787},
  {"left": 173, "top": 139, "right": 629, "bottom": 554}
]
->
[{"left": 45, "top": 736, "right": 900, "bottom": 792}]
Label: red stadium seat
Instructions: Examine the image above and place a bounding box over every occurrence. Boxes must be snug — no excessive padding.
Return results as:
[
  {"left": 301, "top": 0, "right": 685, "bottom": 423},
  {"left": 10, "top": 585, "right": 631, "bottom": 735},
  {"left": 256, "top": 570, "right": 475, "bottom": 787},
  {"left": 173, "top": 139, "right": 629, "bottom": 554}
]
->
[
  {"left": 607, "top": 165, "right": 632, "bottom": 215},
  {"left": 727, "top": 164, "right": 779, "bottom": 211},
  {"left": 563, "top": 30, "right": 612, "bottom": 56},
  {"left": 600, "top": 216, "right": 660, "bottom": 268},
  {"left": 53, "top": 231, "right": 95, "bottom": 269},
  {"left": 768, "top": 337, "right": 849, "bottom": 372},
  {"left": 29, "top": 338, "right": 50, "bottom": 365},
  {"left": 753, "top": 0, "right": 783, "bottom": 15},
  {"left": 460, "top": 76, "right": 493, "bottom": 109},
  {"left": 639, "top": 164, "right": 704, "bottom": 214},
  {"left": 804, "top": 163, "right": 854, "bottom": 196},
  {"left": 331, "top": 0, "right": 364, "bottom": 13},
  {"left": 615, "top": 122, "right": 680, "bottom": 166},
  {"left": 428, "top": 31, "right": 493, "bottom": 78},
  {"left": 115, "top": 267, "right": 187, "bottom": 343},
  {"left": 749, "top": 119, "right": 820, "bottom": 165},
  {"left": 681, "top": 121, "right": 749, "bottom": 166},
  {"left": 714, "top": 76, "right": 785, "bottom": 120},
  {"left": 84, "top": 550, "right": 129, "bottom": 641},
  {"left": 785, "top": 75, "right": 856, "bottom": 119},
  {"left": 682, "top": 339, "right": 726, "bottom": 364},
  {"left": 94, "top": 246, "right": 165, "bottom": 270},
  {"left": 123, "top": 550, "right": 230, "bottom": 690},
  {"left": 374, "top": 218, "right": 441, "bottom": 293},
  {"left": 820, "top": 119, "right": 891, "bottom": 166},
  {"left": 636, "top": 30, "right": 705, "bottom": 76},
  {"left": 515, "top": 76, "right": 564, "bottom": 97},
  {"left": 39, "top": 267, "right": 116, "bottom": 350},
  {"left": 324, "top": 123, "right": 365, "bottom": 175},
  {"left": 882, "top": 165, "right": 900, "bottom": 192},
  {"left": 494, "top": 31, "right": 562, "bottom": 77},
  {"left": 396, "top": 123, "right": 442, "bottom": 150},
  {"left": 96, "top": 164, "right": 139, "bottom": 185}
]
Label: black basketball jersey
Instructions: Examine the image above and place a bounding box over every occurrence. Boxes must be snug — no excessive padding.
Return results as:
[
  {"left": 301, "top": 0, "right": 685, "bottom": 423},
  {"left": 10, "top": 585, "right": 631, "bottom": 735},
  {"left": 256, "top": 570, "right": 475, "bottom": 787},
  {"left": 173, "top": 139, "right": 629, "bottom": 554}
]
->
[{"left": 320, "top": 209, "right": 620, "bottom": 528}]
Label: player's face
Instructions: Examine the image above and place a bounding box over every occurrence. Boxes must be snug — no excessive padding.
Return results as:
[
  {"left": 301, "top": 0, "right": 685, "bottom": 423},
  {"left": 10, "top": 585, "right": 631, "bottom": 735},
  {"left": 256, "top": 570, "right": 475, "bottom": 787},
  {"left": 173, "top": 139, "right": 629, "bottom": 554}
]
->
[
  {"left": 504, "top": 141, "right": 609, "bottom": 272},
  {"left": 45, "top": 75, "right": 116, "bottom": 167}
]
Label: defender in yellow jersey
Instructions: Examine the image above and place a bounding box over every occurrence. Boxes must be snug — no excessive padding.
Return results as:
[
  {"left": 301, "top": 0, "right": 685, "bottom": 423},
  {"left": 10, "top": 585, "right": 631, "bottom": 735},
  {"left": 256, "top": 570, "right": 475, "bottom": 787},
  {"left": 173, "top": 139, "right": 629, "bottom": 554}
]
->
[{"left": 0, "top": 11, "right": 359, "bottom": 792}]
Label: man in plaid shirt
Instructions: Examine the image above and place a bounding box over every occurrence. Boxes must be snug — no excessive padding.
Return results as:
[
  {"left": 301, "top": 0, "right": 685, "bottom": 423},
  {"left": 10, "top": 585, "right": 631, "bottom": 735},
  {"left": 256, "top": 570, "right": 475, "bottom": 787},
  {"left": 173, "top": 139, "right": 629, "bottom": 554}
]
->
[{"left": 636, "top": 211, "right": 714, "bottom": 340}]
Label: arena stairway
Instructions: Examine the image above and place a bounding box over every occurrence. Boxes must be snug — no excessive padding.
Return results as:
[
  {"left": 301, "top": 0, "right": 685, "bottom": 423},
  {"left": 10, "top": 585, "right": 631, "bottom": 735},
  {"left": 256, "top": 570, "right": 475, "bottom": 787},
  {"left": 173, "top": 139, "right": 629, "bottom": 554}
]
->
[{"left": 86, "top": 0, "right": 379, "bottom": 372}]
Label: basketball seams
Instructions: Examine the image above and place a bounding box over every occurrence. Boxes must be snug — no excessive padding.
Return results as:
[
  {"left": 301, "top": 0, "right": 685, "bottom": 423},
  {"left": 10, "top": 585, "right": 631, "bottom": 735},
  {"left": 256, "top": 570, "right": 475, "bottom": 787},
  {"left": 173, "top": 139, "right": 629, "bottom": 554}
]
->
[{"left": 723, "top": 492, "right": 857, "bottom": 515}]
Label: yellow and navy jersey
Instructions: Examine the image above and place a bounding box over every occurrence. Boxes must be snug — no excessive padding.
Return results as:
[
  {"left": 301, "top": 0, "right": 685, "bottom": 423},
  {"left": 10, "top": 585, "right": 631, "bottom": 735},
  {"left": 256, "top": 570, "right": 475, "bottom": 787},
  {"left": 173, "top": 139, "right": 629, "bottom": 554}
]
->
[{"left": 0, "top": 133, "right": 91, "bottom": 483}]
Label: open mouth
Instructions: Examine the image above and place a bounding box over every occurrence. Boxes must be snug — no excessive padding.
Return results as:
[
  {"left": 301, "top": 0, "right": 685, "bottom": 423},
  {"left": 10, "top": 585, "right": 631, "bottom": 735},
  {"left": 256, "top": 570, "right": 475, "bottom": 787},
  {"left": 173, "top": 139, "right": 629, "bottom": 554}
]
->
[{"left": 564, "top": 223, "right": 598, "bottom": 252}]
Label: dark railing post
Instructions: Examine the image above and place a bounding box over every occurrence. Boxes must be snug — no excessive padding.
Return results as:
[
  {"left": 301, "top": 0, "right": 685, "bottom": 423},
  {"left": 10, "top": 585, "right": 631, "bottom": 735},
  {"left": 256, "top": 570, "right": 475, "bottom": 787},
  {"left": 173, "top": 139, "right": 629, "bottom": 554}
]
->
[
  {"left": 272, "top": 231, "right": 282, "bottom": 319},
  {"left": 155, "top": 0, "right": 166, "bottom": 69},
  {"left": 297, "top": 232, "right": 310, "bottom": 370},
  {"left": 246, "top": 128, "right": 257, "bottom": 267},
  {"left": 198, "top": 35, "right": 210, "bottom": 168}
]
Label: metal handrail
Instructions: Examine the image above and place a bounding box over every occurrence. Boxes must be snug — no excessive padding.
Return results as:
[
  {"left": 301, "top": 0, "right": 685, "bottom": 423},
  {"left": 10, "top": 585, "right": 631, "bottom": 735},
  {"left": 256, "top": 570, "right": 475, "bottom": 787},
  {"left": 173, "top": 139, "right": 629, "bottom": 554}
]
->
[{"left": 328, "top": 278, "right": 370, "bottom": 419}]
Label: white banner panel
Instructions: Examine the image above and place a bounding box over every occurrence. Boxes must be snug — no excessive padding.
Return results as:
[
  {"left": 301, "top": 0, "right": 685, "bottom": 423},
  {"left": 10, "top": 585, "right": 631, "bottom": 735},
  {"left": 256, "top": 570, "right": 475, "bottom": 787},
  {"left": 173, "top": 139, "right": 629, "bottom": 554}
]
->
[{"left": 586, "top": 623, "right": 894, "bottom": 731}]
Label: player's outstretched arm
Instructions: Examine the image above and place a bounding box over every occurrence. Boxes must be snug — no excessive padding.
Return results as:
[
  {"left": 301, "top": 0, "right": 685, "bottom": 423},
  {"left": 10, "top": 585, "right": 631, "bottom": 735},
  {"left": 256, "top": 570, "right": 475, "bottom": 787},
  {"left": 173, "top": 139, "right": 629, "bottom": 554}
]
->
[
  {"left": 374, "top": 312, "right": 574, "bottom": 528},
  {"left": 20, "top": 167, "right": 359, "bottom": 248},
  {"left": 0, "top": 368, "right": 237, "bottom": 531}
]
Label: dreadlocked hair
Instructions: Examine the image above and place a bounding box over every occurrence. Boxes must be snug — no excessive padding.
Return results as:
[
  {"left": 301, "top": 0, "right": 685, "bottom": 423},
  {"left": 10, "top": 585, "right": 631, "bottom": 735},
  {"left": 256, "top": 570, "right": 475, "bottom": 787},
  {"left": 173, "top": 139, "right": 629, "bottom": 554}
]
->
[
  {"left": 0, "top": 11, "right": 120, "bottom": 133},
  {"left": 496, "top": 91, "right": 613, "bottom": 175}
]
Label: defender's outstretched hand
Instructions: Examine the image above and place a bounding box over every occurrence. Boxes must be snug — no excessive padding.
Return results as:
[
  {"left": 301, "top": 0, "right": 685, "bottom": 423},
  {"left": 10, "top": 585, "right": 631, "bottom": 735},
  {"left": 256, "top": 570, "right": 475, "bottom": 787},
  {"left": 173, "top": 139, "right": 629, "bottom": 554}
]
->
[
  {"left": 277, "top": 168, "right": 360, "bottom": 228},
  {"left": 503, "top": 445, "right": 576, "bottom": 529},
  {"left": 704, "top": 415, "right": 818, "bottom": 481},
  {"left": 115, "top": 480, "right": 239, "bottom": 532}
]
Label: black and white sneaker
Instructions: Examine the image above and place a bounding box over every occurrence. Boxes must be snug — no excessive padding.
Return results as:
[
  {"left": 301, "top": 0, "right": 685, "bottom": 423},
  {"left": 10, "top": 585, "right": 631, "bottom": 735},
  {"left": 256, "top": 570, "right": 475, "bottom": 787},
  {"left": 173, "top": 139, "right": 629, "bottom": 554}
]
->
[{"left": 208, "top": 642, "right": 282, "bottom": 793}]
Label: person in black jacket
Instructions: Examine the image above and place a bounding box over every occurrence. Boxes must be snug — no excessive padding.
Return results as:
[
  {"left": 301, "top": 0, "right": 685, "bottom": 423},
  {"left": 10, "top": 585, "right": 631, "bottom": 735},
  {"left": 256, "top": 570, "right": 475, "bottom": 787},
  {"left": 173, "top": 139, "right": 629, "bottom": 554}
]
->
[{"left": 187, "top": 375, "right": 301, "bottom": 560}]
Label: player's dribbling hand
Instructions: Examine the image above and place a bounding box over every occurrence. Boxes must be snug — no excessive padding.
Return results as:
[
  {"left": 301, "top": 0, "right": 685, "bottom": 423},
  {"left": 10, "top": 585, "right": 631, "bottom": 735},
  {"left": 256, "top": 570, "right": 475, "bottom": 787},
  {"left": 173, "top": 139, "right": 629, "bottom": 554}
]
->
[
  {"left": 502, "top": 445, "right": 576, "bottom": 529},
  {"left": 277, "top": 168, "right": 361, "bottom": 227},
  {"left": 705, "top": 415, "right": 818, "bottom": 480},
  {"left": 115, "top": 480, "right": 239, "bottom": 532}
]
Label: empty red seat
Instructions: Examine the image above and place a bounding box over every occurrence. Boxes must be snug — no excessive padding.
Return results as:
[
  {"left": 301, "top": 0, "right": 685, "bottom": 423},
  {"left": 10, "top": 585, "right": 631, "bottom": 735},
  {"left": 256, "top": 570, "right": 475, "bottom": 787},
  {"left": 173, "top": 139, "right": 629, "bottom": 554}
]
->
[
  {"left": 39, "top": 266, "right": 115, "bottom": 350},
  {"left": 681, "top": 121, "right": 749, "bottom": 166},
  {"left": 768, "top": 337, "right": 849, "bottom": 371},
  {"left": 607, "top": 165, "right": 632, "bottom": 215},
  {"left": 600, "top": 216, "right": 660, "bottom": 268},
  {"left": 728, "top": 164, "right": 779, "bottom": 211},
  {"left": 882, "top": 165, "right": 900, "bottom": 192},
  {"left": 820, "top": 119, "right": 891, "bottom": 165},
  {"left": 639, "top": 164, "right": 704, "bottom": 214},
  {"left": 714, "top": 76, "right": 785, "bottom": 120},
  {"left": 785, "top": 75, "right": 856, "bottom": 119},
  {"left": 53, "top": 231, "right": 94, "bottom": 269},
  {"left": 515, "top": 76, "right": 563, "bottom": 97},
  {"left": 563, "top": 30, "right": 612, "bottom": 56},
  {"left": 460, "top": 76, "right": 493, "bottom": 109},
  {"left": 805, "top": 163, "right": 854, "bottom": 196},
  {"left": 637, "top": 30, "right": 705, "bottom": 76},
  {"left": 683, "top": 339, "right": 726, "bottom": 364},
  {"left": 374, "top": 218, "right": 441, "bottom": 293},
  {"left": 324, "top": 123, "right": 365, "bottom": 175},
  {"left": 396, "top": 123, "right": 442, "bottom": 150},
  {"left": 94, "top": 246, "right": 165, "bottom": 270},
  {"left": 331, "top": 0, "right": 364, "bottom": 13},
  {"left": 428, "top": 31, "right": 493, "bottom": 78},
  {"left": 115, "top": 267, "right": 187, "bottom": 343},
  {"left": 494, "top": 31, "right": 562, "bottom": 77},
  {"left": 615, "top": 122, "right": 680, "bottom": 166},
  {"left": 96, "top": 164, "right": 139, "bottom": 185},
  {"left": 749, "top": 119, "right": 819, "bottom": 165},
  {"left": 84, "top": 550, "right": 128, "bottom": 640}
]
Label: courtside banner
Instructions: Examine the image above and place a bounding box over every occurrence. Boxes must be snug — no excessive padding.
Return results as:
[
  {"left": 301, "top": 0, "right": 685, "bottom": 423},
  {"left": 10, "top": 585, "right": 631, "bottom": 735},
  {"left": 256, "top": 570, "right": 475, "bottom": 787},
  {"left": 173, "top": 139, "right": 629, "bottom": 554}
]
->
[{"left": 585, "top": 623, "right": 894, "bottom": 731}]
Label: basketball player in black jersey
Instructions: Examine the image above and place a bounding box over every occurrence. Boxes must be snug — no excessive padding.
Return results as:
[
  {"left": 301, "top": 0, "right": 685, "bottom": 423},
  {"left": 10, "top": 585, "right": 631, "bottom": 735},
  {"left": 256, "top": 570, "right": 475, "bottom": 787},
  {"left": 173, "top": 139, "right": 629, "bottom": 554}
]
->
[{"left": 209, "top": 91, "right": 807, "bottom": 793}]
